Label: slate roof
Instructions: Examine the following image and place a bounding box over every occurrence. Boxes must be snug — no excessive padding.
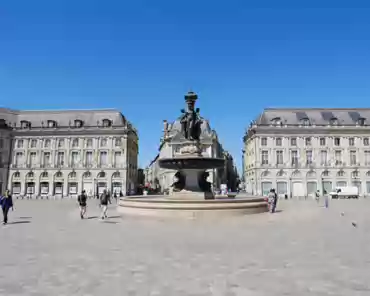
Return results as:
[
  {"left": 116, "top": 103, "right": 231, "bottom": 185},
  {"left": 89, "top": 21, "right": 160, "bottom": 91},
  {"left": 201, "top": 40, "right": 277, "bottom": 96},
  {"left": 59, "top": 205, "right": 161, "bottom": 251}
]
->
[
  {"left": 0, "top": 108, "right": 130, "bottom": 128},
  {"left": 255, "top": 108, "right": 370, "bottom": 126}
]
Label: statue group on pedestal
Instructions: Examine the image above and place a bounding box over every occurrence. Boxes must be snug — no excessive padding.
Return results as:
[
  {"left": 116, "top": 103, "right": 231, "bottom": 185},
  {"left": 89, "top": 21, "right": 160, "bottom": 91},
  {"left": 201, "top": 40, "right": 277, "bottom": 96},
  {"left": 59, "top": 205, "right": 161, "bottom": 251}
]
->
[{"left": 179, "top": 93, "right": 203, "bottom": 141}]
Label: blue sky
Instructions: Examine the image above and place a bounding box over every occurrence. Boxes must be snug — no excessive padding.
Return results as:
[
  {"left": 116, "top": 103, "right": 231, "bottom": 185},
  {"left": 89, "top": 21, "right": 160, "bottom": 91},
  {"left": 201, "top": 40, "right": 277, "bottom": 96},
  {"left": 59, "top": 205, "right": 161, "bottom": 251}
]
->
[{"left": 1, "top": 0, "right": 370, "bottom": 171}]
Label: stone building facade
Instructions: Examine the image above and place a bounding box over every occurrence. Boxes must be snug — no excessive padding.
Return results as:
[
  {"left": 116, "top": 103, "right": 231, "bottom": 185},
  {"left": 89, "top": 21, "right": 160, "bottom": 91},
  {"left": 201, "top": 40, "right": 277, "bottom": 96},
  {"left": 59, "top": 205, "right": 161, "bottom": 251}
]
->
[
  {"left": 0, "top": 108, "right": 138, "bottom": 197},
  {"left": 243, "top": 108, "right": 370, "bottom": 198}
]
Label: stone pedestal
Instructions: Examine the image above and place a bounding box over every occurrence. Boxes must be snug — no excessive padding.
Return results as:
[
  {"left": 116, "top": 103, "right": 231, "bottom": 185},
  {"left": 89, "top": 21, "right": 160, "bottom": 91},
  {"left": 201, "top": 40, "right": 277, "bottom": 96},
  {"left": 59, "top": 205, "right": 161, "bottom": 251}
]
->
[{"left": 169, "top": 169, "right": 214, "bottom": 200}]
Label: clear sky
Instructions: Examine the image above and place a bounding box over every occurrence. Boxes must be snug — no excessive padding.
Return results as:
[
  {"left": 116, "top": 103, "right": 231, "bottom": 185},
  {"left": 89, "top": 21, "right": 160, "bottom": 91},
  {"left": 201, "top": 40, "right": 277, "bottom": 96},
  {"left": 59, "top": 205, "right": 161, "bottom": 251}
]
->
[{"left": 1, "top": 0, "right": 370, "bottom": 171}]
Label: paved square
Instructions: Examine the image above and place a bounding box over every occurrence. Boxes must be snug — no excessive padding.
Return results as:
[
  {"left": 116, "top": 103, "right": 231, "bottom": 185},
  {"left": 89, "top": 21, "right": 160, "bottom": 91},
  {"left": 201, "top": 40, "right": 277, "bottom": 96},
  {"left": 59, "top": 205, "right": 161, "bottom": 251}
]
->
[{"left": 1, "top": 198, "right": 370, "bottom": 296}]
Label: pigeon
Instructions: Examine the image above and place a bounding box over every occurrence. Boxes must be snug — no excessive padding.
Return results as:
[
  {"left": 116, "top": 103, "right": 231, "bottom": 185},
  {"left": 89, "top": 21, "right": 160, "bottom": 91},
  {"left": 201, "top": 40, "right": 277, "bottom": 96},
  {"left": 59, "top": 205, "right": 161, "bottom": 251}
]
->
[
  {"left": 352, "top": 221, "right": 357, "bottom": 227},
  {"left": 341, "top": 212, "right": 344, "bottom": 216}
]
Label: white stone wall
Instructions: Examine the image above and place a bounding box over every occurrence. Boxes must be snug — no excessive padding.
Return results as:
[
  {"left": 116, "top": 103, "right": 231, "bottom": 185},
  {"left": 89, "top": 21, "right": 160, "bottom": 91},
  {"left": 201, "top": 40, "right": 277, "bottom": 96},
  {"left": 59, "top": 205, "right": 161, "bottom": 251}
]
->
[
  {"left": 7, "top": 134, "right": 138, "bottom": 197},
  {"left": 244, "top": 132, "right": 370, "bottom": 198}
]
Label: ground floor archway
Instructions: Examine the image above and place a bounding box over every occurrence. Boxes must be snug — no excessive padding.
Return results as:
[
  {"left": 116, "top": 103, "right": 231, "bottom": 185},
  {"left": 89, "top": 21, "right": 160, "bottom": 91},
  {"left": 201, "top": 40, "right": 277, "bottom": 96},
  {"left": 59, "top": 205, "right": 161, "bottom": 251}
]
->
[
  {"left": 54, "top": 182, "right": 63, "bottom": 197},
  {"left": 26, "top": 182, "right": 35, "bottom": 196},
  {"left": 11, "top": 182, "right": 21, "bottom": 195},
  {"left": 68, "top": 182, "right": 78, "bottom": 198},
  {"left": 40, "top": 182, "right": 49, "bottom": 196}
]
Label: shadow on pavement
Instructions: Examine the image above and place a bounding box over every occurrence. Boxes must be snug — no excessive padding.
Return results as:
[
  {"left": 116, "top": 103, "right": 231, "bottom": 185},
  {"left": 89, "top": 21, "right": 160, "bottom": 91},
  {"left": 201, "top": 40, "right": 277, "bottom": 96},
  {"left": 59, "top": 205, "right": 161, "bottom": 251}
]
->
[
  {"left": 108, "top": 215, "right": 121, "bottom": 219},
  {"left": 18, "top": 216, "right": 32, "bottom": 219},
  {"left": 102, "top": 221, "right": 118, "bottom": 224},
  {"left": 87, "top": 216, "right": 99, "bottom": 220},
  {"left": 8, "top": 221, "right": 31, "bottom": 224}
]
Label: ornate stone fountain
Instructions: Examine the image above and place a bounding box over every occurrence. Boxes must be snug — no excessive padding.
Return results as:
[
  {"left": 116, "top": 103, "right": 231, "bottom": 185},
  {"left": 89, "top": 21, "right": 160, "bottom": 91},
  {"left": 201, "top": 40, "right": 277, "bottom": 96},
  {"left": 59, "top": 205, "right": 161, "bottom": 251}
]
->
[{"left": 118, "top": 91, "right": 268, "bottom": 218}]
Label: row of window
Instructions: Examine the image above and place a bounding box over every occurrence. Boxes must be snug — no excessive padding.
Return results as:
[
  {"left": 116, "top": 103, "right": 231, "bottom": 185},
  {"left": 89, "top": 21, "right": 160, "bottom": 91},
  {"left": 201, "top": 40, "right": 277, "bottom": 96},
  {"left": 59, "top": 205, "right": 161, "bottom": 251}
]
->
[
  {"left": 14, "top": 150, "right": 126, "bottom": 168},
  {"left": 260, "top": 150, "right": 370, "bottom": 166},
  {"left": 19, "top": 119, "right": 113, "bottom": 129},
  {"left": 261, "top": 136, "right": 370, "bottom": 147},
  {"left": 16, "top": 137, "right": 123, "bottom": 149},
  {"left": 15, "top": 171, "right": 121, "bottom": 179},
  {"left": 270, "top": 117, "right": 366, "bottom": 127}
]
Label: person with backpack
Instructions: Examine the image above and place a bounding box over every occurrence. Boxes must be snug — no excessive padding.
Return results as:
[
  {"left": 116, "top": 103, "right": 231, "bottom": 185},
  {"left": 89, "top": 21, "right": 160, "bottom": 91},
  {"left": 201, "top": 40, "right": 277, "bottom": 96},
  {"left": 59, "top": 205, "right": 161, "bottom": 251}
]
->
[
  {"left": 99, "top": 189, "right": 111, "bottom": 219},
  {"left": 77, "top": 190, "right": 88, "bottom": 219},
  {"left": 0, "top": 190, "right": 14, "bottom": 225}
]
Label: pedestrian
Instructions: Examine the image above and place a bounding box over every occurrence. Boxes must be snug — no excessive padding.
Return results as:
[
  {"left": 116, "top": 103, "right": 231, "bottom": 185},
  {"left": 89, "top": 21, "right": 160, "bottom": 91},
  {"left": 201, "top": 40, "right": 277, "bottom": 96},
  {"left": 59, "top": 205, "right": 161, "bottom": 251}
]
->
[
  {"left": 113, "top": 191, "right": 117, "bottom": 203},
  {"left": 99, "top": 189, "right": 111, "bottom": 219},
  {"left": 268, "top": 189, "right": 278, "bottom": 213},
  {"left": 315, "top": 190, "right": 320, "bottom": 203},
  {"left": 0, "top": 190, "right": 14, "bottom": 225},
  {"left": 77, "top": 190, "right": 88, "bottom": 219},
  {"left": 324, "top": 190, "right": 329, "bottom": 208},
  {"left": 119, "top": 190, "right": 123, "bottom": 198}
]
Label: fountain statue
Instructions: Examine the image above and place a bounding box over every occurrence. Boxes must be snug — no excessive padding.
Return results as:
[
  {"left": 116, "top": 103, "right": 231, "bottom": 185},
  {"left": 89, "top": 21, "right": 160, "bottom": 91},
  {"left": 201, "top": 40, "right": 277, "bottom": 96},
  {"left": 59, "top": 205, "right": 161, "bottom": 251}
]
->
[{"left": 118, "top": 91, "right": 268, "bottom": 218}]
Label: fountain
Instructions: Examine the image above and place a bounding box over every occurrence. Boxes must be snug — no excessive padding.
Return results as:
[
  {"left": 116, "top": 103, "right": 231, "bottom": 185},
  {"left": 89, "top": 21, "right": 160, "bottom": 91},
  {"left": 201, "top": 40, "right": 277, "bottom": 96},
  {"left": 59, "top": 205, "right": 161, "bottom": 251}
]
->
[{"left": 118, "top": 91, "right": 268, "bottom": 218}]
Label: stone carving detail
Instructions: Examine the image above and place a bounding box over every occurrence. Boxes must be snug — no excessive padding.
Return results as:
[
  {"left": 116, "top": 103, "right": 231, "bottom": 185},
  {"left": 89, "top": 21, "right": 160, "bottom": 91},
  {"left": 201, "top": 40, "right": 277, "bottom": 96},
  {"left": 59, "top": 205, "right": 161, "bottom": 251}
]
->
[
  {"left": 198, "top": 171, "right": 212, "bottom": 193},
  {"left": 171, "top": 171, "right": 186, "bottom": 192}
]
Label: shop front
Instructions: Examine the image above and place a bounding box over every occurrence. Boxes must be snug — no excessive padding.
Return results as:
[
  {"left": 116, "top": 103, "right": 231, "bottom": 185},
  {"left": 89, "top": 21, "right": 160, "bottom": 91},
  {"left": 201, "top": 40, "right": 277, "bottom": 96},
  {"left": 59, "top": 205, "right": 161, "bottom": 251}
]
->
[
  {"left": 11, "top": 182, "right": 21, "bottom": 196},
  {"left": 40, "top": 182, "right": 49, "bottom": 197},
  {"left": 26, "top": 182, "right": 35, "bottom": 197},
  {"left": 68, "top": 182, "right": 78, "bottom": 198},
  {"left": 111, "top": 182, "right": 122, "bottom": 195},
  {"left": 54, "top": 182, "right": 63, "bottom": 198},
  {"left": 97, "top": 182, "right": 107, "bottom": 195}
]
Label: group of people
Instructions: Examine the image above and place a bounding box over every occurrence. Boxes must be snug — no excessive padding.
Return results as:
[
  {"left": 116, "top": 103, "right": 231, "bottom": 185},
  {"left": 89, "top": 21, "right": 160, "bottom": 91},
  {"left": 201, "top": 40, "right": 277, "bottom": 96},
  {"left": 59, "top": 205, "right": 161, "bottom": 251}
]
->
[
  {"left": 78, "top": 189, "right": 118, "bottom": 220},
  {"left": 0, "top": 188, "right": 121, "bottom": 224}
]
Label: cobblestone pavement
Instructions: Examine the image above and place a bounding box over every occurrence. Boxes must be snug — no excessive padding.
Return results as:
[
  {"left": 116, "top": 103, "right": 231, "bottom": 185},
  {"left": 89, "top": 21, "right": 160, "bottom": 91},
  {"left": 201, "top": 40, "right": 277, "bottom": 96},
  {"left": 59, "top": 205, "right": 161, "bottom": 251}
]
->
[{"left": 0, "top": 198, "right": 370, "bottom": 296}]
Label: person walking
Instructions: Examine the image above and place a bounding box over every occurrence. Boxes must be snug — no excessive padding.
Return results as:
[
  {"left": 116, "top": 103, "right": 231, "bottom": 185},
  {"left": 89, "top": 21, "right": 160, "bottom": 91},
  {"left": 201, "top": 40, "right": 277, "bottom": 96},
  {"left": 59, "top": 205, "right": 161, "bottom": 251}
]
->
[
  {"left": 99, "top": 189, "right": 111, "bottom": 219},
  {"left": 77, "top": 190, "right": 88, "bottom": 219},
  {"left": 0, "top": 190, "right": 14, "bottom": 225},
  {"left": 113, "top": 191, "right": 117, "bottom": 203},
  {"left": 268, "top": 189, "right": 278, "bottom": 213},
  {"left": 323, "top": 190, "right": 329, "bottom": 208},
  {"left": 315, "top": 190, "right": 320, "bottom": 204}
]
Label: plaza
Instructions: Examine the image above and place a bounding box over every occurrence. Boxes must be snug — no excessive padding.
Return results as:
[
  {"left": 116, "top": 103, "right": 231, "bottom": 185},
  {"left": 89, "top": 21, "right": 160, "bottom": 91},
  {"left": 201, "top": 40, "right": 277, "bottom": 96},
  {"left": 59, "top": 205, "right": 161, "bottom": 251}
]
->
[{"left": 1, "top": 199, "right": 370, "bottom": 295}]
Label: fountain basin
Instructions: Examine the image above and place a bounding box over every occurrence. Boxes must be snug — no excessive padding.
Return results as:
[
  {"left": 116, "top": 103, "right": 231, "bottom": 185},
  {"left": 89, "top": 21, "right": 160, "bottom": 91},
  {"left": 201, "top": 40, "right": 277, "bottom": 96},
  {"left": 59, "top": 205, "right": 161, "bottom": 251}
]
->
[
  {"left": 159, "top": 157, "right": 225, "bottom": 170},
  {"left": 118, "top": 195, "right": 268, "bottom": 219}
]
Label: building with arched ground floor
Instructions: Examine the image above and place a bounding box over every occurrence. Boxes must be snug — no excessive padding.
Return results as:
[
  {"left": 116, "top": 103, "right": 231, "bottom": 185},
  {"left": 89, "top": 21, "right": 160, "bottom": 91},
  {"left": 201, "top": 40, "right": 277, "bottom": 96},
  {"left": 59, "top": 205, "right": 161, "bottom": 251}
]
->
[{"left": 1, "top": 108, "right": 139, "bottom": 197}]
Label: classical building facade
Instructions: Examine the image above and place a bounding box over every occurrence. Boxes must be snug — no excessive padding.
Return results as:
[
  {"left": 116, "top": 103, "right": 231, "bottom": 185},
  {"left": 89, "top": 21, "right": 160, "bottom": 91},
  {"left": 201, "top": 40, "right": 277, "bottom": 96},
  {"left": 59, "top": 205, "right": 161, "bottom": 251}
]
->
[
  {"left": 243, "top": 108, "right": 370, "bottom": 198},
  {"left": 0, "top": 108, "right": 138, "bottom": 197},
  {"left": 145, "top": 118, "right": 226, "bottom": 193}
]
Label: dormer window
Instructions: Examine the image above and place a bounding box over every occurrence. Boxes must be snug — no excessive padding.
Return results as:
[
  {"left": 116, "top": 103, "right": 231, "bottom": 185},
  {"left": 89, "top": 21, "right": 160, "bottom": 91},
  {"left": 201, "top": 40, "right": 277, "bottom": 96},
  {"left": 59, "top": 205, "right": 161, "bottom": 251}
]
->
[
  {"left": 357, "top": 117, "right": 366, "bottom": 126},
  {"left": 74, "top": 120, "right": 83, "bottom": 128},
  {"left": 47, "top": 120, "right": 57, "bottom": 128},
  {"left": 329, "top": 117, "right": 338, "bottom": 126},
  {"left": 20, "top": 120, "right": 31, "bottom": 129},
  {"left": 102, "top": 119, "right": 112, "bottom": 127},
  {"left": 271, "top": 117, "right": 282, "bottom": 126},
  {"left": 301, "top": 118, "right": 310, "bottom": 126}
]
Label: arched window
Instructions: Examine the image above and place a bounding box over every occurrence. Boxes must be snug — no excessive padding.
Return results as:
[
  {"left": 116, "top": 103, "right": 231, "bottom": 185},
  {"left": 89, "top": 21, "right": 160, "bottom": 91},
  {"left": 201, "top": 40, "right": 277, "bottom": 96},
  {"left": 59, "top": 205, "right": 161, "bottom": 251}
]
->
[
  {"left": 97, "top": 171, "right": 106, "bottom": 178},
  {"left": 55, "top": 171, "right": 63, "bottom": 178},
  {"left": 271, "top": 117, "right": 282, "bottom": 126},
  {"left": 47, "top": 120, "right": 57, "bottom": 128},
  {"left": 357, "top": 117, "right": 366, "bottom": 126},
  {"left": 41, "top": 172, "right": 48, "bottom": 178},
  {"left": 330, "top": 117, "right": 338, "bottom": 126},
  {"left": 112, "top": 172, "right": 121, "bottom": 178},
  {"left": 322, "top": 170, "right": 330, "bottom": 177},
  {"left": 351, "top": 171, "right": 359, "bottom": 178},
  {"left": 83, "top": 171, "right": 91, "bottom": 178},
  {"left": 20, "top": 120, "right": 31, "bottom": 129},
  {"left": 337, "top": 170, "right": 345, "bottom": 177},
  {"left": 301, "top": 118, "right": 310, "bottom": 126},
  {"left": 26, "top": 172, "right": 34, "bottom": 178},
  {"left": 102, "top": 119, "right": 112, "bottom": 127},
  {"left": 13, "top": 172, "right": 20, "bottom": 179},
  {"left": 69, "top": 171, "right": 76, "bottom": 179},
  {"left": 74, "top": 119, "right": 83, "bottom": 128}
]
